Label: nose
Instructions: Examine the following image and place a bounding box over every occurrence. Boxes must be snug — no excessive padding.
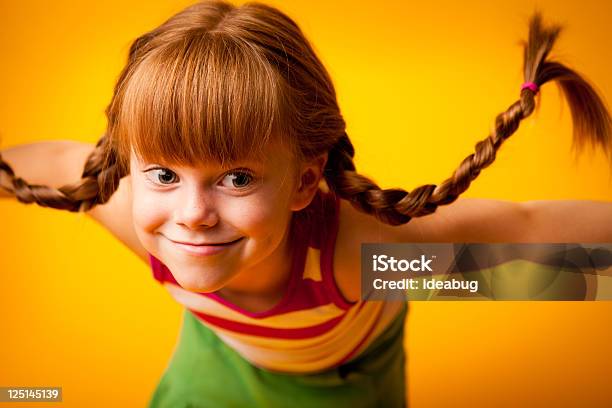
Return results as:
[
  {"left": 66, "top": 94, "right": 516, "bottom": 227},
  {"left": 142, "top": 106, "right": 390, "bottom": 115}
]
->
[{"left": 174, "top": 185, "right": 219, "bottom": 229}]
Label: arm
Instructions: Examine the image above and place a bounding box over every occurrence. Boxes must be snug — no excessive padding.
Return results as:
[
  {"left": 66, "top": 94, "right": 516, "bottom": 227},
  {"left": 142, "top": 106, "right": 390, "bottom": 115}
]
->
[
  {"left": 396, "top": 198, "right": 612, "bottom": 243},
  {"left": 522, "top": 200, "right": 612, "bottom": 242},
  {"left": 0, "top": 140, "right": 88, "bottom": 199},
  {"left": 0, "top": 141, "right": 148, "bottom": 262},
  {"left": 331, "top": 197, "right": 612, "bottom": 303}
]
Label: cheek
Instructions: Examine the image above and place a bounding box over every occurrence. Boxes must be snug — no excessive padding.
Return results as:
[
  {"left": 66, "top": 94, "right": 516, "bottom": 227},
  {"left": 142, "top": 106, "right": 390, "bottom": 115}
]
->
[
  {"left": 131, "top": 189, "right": 170, "bottom": 235},
  {"left": 223, "top": 192, "right": 292, "bottom": 239}
]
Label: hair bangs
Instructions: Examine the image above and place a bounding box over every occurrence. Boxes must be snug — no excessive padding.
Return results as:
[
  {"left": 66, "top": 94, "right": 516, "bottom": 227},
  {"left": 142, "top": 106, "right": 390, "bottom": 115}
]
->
[{"left": 114, "top": 32, "right": 290, "bottom": 167}]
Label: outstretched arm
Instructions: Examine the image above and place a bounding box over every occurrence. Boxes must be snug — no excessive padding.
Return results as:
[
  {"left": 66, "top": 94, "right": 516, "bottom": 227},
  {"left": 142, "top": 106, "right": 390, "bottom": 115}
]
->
[
  {"left": 0, "top": 141, "right": 148, "bottom": 263},
  {"left": 522, "top": 200, "right": 612, "bottom": 242},
  {"left": 396, "top": 198, "right": 612, "bottom": 243}
]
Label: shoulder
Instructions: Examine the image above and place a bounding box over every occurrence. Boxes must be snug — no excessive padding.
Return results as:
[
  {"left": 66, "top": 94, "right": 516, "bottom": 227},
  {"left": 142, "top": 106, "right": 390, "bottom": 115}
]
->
[
  {"left": 332, "top": 198, "right": 425, "bottom": 303},
  {"left": 332, "top": 196, "right": 530, "bottom": 301},
  {"left": 86, "top": 175, "right": 149, "bottom": 264}
]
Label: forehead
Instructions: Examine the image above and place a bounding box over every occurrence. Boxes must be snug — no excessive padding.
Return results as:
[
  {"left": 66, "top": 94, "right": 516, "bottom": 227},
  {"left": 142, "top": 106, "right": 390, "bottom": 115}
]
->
[{"left": 130, "top": 140, "right": 296, "bottom": 172}]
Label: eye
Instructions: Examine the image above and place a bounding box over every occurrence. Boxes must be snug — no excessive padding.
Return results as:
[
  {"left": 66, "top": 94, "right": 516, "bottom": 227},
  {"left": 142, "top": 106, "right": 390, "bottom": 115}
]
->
[
  {"left": 145, "top": 168, "right": 178, "bottom": 185},
  {"left": 220, "top": 170, "right": 254, "bottom": 189}
]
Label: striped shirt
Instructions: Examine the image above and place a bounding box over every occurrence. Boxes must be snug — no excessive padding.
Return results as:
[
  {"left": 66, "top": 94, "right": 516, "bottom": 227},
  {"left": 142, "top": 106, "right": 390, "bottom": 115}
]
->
[{"left": 149, "top": 190, "right": 404, "bottom": 374}]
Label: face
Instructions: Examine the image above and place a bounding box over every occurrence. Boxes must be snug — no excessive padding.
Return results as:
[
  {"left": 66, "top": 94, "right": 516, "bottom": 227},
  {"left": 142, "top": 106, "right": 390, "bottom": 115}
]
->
[{"left": 129, "top": 142, "right": 321, "bottom": 293}]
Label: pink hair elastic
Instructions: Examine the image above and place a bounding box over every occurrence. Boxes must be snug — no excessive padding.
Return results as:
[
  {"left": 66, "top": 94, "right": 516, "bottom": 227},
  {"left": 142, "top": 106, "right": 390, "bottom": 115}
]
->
[{"left": 521, "top": 81, "right": 539, "bottom": 94}]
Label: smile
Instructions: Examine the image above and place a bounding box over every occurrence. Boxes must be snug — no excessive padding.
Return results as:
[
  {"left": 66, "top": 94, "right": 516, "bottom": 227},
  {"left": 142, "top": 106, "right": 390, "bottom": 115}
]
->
[{"left": 166, "top": 236, "right": 244, "bottom": 256}]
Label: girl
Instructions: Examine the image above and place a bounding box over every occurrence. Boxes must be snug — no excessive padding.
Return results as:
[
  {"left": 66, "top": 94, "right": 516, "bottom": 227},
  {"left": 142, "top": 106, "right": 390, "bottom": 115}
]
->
[{"left": 1, "top": 1, "right": 611, "bottom": 407}]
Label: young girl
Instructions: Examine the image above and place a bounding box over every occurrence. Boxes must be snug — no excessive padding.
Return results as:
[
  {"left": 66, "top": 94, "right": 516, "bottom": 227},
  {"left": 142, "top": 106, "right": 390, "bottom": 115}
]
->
[{"left": 1, "top": 1, "right": 611, "bottom": 407}]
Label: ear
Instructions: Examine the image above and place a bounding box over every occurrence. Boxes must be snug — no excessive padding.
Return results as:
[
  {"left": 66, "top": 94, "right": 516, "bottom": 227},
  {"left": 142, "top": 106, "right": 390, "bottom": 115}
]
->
[{"left": 290, "top": 153, "right": 328, "bottom": 211}]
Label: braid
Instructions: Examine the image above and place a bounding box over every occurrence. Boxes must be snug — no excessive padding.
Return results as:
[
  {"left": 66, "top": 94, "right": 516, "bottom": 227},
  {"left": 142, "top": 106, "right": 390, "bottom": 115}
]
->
[
  {"left": 325, "top": 13, "right": 611, "bottom": 226},
  {"left": 325, "top": 134, "right": 436, "bottom": 225},
  {"left": 0, "top": 134, "right": 127, "bottom": 212}
]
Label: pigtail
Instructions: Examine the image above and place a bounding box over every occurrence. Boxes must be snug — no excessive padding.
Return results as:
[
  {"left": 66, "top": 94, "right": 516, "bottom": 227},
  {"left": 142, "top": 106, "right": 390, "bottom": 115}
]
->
[
  {"left": 0, "top": 134, "right": 126, "bottom": 212},
  {"left": 325, "top": 133, "right": 435, "bottom": 225},
  {"left": 523, "top": 14, "right": 611, "bottom": 156},
  {"left": 325, "top": 12, "right": 612, "bottom": 226}
]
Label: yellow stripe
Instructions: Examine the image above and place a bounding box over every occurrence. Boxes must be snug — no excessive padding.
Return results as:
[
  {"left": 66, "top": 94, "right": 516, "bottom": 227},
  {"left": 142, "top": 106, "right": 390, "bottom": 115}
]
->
[
  {"left": 302, "top": 247, "right": 322, "bottom": 281},
  {"left": 164, "top": 282, "right": 345, "bottom": 329},
  {"left": 208, "top": 301, "right": 393, "bottom": 373},
  {"left": 340, "top": 301, "right": 405, "bottom": 361},
  {"left": 195, "top": 300, "right": 370, "bottom": 348}
]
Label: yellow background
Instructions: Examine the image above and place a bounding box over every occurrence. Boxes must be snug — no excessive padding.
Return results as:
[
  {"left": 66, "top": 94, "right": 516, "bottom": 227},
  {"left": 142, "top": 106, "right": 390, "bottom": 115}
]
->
[{"left": 1, "top": 0, "right": 611, "bottom": 406}]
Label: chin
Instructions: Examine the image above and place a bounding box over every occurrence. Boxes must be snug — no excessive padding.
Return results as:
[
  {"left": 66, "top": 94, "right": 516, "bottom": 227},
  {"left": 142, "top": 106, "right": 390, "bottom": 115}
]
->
[{"left": 172, "top": 264, "right": 234, "bottom": 293}]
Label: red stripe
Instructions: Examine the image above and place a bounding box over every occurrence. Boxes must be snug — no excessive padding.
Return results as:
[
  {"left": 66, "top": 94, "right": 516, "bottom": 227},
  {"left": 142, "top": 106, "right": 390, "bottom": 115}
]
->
[
  {"left": 190, "top": 309, "right": 346, "bottom": 339},
  {"left": 319, "top": 192, "right": 356, "bottom": 310},
  {"left": 148, "top": 254, "right": 164, "bottom": 283},
  {"left": 203, "top": 278, "right": 334, "bottom": 317}
]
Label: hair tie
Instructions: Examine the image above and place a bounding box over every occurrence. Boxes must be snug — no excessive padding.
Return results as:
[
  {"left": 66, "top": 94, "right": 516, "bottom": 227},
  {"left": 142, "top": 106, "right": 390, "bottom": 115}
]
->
[{"left": 521, "top": 81, "right": 539, "bottom": 94}]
